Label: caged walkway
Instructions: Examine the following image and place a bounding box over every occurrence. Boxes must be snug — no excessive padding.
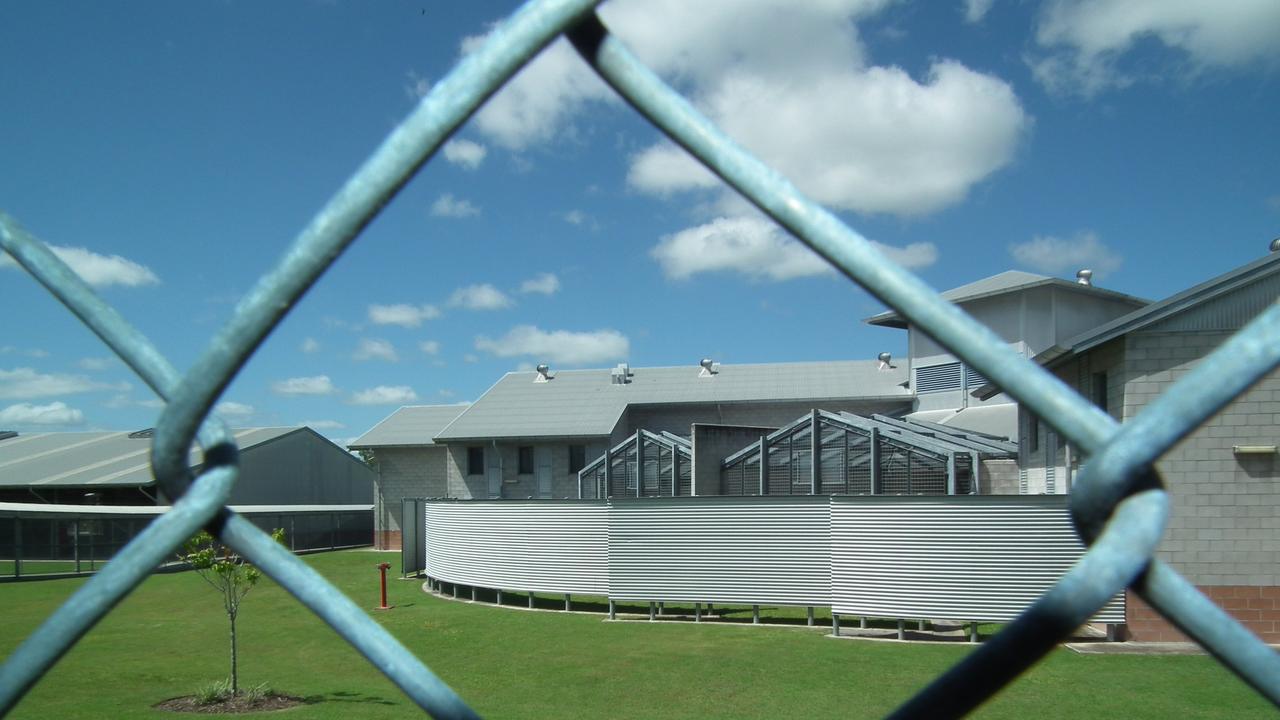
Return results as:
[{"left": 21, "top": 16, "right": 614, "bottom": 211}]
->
[{"left": 4, "top": 1, "right": 1280, "bottom": 718}]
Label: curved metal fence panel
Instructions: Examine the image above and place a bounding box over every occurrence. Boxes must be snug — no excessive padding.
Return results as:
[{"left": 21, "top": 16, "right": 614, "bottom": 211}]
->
[
  {"left": 608, "top": 496, "right": 831, "bottom": 606},
  {"left": 3, "top": 0, "right": 1280, "bottom": 717},
  {"left": 830, "top": 496, "right": 1124, "bottom": 622},
  {"left": 425, "top": 500, "right": 609, "bottom": 595}
]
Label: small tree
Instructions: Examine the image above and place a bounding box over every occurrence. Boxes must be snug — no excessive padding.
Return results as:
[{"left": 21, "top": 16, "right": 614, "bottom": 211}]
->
[{"left": 181, "top": 528, "right": 284, "bottom": 696}]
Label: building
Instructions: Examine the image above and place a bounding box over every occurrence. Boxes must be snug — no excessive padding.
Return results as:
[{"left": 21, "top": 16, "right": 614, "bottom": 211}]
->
[
  {"left": 348, "top": 405, "right": 467, "bottom": 550},
  {"left": 999, "top": 248, "right": 1280, "bottom": 641},
  {"left": 354, "top": 268, "right": 1149, "bottom": 512},
  {"left": 430, "top": 359, "right": 914, "bottom": 501},
  {"left": 865, "top": 269, "right": 1149, "bottom": 440},
  {"left": 0, "top": 426, "right": 373, "bottom": 507}
]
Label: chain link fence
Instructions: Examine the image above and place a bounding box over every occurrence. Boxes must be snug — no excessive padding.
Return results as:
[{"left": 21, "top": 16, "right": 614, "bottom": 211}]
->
[{"left": 3, "top": 1, "right": 1280, "bottom": 717}]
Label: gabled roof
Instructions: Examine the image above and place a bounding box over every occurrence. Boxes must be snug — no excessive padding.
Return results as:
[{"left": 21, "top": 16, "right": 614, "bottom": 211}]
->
[
  {"left": 0, "top": 427, "right": 302, "bottom": 488},
  {"left": 972, "top": 251, "right": 1280, "bottom": 399},
  {"left": 1054, "top": 251, "right": 1280, "bottom": 358},
  {"left": 347, "top": 405, "right": 468, "bottom": 449},
  {"left": 434, "top": 360, "right": 912, "bottom": 442},
  {"left": 865, "top": 270, "right": 1148, "bottom": 329}
]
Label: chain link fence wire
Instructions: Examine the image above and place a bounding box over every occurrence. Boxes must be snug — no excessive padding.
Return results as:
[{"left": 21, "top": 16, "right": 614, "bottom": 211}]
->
[{"left": 3, "top": 2, "right": 1280, "bottom": 717}]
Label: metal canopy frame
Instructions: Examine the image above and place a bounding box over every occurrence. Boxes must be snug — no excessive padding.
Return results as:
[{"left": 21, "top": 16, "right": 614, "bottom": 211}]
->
[
  {"left": 721, "top": 410, "right": 1015, "bottom": 497},
  {"left": 577, "top": 430, "right": 692, "bottom": 499}
]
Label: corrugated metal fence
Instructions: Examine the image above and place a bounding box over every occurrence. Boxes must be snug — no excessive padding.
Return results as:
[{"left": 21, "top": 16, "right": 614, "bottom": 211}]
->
[
  {"left": 422, "top": 496, "right": 1122, "bottom": 624},
  {"left": 3, "top": 0, "right": 1280, "bottom": 717}
]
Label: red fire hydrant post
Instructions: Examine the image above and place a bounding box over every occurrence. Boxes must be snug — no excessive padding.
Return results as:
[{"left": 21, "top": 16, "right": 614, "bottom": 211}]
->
[{"left": 375, "top": 562, "right": 393, "bottom": 610}]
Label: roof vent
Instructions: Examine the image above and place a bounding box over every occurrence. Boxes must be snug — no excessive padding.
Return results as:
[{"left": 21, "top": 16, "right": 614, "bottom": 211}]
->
[
  {"left": 698, "top": 358, "right": 720, "bottom": 378},
  {"left": 0, "top": 430, "right": 17, "bottom": 442},
  {"left": 128, "top": 428, "right": 155, "bottom": 439},
  {"left": 1270, "top": 238, "right": 1280, "bottom": 253},
  {"left": 877, "top": 352, "right": 896, "bottom": 370},
  {"left": 611, "top": 362, "right": 633, "bottom": 385},
  {"left": 1076, "top": 269, "right": 1093, "bottom": 286},
  {"left": 534, "top": 364, "right": 552, "bottom": 383}
]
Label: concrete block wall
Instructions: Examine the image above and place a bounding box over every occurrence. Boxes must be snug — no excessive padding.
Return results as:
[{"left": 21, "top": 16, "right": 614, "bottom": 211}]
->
[
  {"left": 1128, "top": 332, "right": 1280, "bottom": 586},
  {"left": 370, "top": 446, "right": 447, "bottom": 550},
  {"left": 979, "top": 458, "right": 1020, "bottom": 495},
  {"left": 1122, "top": 331, "right": 1280, "bottom": 640}
]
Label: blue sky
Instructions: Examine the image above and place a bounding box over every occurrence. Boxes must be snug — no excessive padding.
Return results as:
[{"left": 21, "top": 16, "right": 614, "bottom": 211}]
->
[{"left": 2, "top": 0, "right": 1277, "bottom": 445}]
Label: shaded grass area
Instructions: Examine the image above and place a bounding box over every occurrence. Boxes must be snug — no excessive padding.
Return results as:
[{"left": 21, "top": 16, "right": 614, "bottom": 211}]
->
[{"left": 0, "top": 550, "right": 1273, "bottom": 719}]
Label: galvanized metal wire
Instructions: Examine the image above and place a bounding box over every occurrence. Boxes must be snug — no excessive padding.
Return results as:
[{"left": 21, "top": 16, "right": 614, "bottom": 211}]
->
[{"left": 2, "top": 1, "right": 1278, "bottom": 717}]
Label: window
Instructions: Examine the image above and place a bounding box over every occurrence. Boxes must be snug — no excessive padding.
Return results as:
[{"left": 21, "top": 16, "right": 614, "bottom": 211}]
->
[
  {"left": 1092, "top": 372, "right": 1108, "bottom": 414},
  {"left": 518, "top": 446, "right": 534, "bottom": 475},
  {"left": 1027, "top": 415, "right": 1040, "bottom": 453},
  {"left": 467, "top": 446, "right": 484, "bottom": 476},
  {"left": 568, "top": 445, "right": 586, "bottom": 474}
]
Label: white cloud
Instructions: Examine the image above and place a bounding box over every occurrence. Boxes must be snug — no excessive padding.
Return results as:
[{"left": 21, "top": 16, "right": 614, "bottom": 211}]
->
[
  {"left": 430, "top": 193, "right": 480, "bottom": 218},
  {"left": 442, "top": 139, "right": 487, "bottom": 170},
  {"left": 1032, "top": 0, "right": 1280, "bottom": 95},
  {"left": 519, "top": 273, "right": 560, "bottom": 295},
  {"left": 0, "top": 346, "right": 49, "bottom": 358},
  {"left": 964, "top": 0, "right": 994, "bottom": 23},
  {"left": 1, "top": 245, "right": 160, "bottom": 288},
  {"left": 464, "top": 36, "right": 615, "bottom": 149},
  {"left": 301, "top": 419, "right": 345, "bottom": 430},
  {"left": 629, "top": 61, "right": 1028, "bottom": 216},
  {"left": 368, "top": 303, "right": 441, "bottom": 328},
  {"left": 300, "top": 337, "right": 320, "bottom": 354},
  {"left": 651, "top": 217, "right": 831, "bottom": 281},
  {"left": 0, "top": 367, "right": 127, "bottom": 399},
  {"left": 475, "top": 325, "right": 630, "bottom": 365},
  {"left": 78, "top": 356, "right": 115, "bottom": 371},
  {"left": 349, "top": 385, "right": 419, "bottom": 405},
  {"left": 876, "top": 241, "right": 939, "bottom": 270},
  {"left": 214, "top": 401, "right": 255, "bottom": 418},
  {"left": 419, "top": 340, "right": 441, "bottom": 355},
  {"left": 404, "top": 70, "right": 430, "bottom": 100},
  {"left": 271, "top": 375, "right": 337, "bottom": 396},
  {"left": 463, "top": 354, "right": 479, "bottom": 364},
  {"left": 354, "top": 338, "right": 398, "bottom": 362},
  {"left": 449, "top": 283, "right": 513, "bottom": 310},
  {"left": 1009, "top": 231, "right": 1123, "bottom": 278},
  {"left": 650, "top": 216, "right": 938, "bottom": 282},
  {"left": 462, "top": 1, "right": 1025, "bottom": 217},
  {"left": 0, "top": 401, "right": 84, "bottom": 426}
]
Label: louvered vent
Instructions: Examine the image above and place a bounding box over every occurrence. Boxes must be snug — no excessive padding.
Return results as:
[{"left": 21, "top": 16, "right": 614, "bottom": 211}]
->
[
  {"left": 914, "top": 362, "right": 962, "bottom": 393},
  {"left": 963, "top": 364, "right": 988, "bottom": 390}
]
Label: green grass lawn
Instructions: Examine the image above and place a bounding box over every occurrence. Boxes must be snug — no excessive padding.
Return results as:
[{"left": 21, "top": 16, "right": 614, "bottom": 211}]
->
[{"left": 1, "top": 550, "right": 1272, "bottom": 719}]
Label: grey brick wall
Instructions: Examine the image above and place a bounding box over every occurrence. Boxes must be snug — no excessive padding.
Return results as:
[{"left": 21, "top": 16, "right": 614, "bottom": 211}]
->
[
  {"left": 1127, "top": 331, "right": 1280, "bottom": 586},
  {"left": 980, "top": 458, "right": 1020, "bottom": 495},
  {"left": 1026, "top": 329, "right": 1280, "bottom": 585},
  {"left": 369, "top": 446, "right": 448, "bottom": 549}
]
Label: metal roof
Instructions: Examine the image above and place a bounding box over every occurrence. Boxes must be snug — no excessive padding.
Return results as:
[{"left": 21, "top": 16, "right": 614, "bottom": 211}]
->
[
  {"left": 347, "top": 404, "right": 469, "bottom": 449},
  {"left": 970, "top": 251, "right": 1280, "bottom": 401},
  {"left": 904, "top": 405, "right": 1019, "bottom": 444},
  {"left": 0, "top": 427, "right": 300, "bottom": 488},
  {"left": 865, "top": 270, "right": 1149, "bottom": 328},
  {"left": 435, "top": 360, "right": 911, "bottom": 441},
  {"left": 1057, "top": 251, "right": 1280, "bottom": 357}
]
